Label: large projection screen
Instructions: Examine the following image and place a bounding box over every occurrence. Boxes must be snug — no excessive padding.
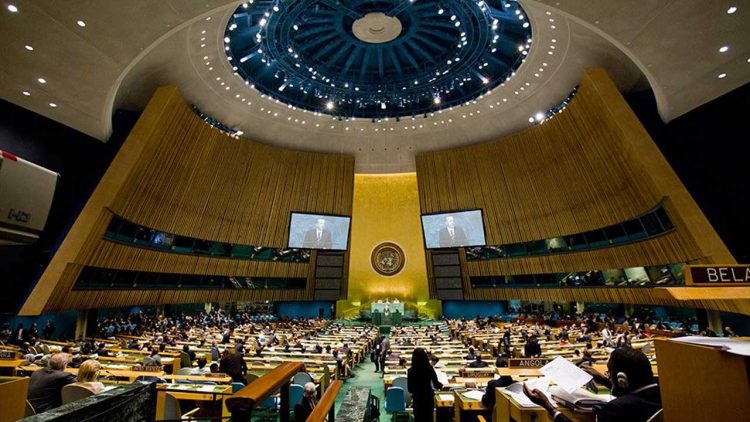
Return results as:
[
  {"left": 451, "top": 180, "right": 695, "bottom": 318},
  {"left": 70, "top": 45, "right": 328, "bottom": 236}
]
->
[
  {"left": 421, "top": 209, "right": 486, "bottom": 249},
  {"left": 288, "top": 212, "right": 351, "bottom": 251}
]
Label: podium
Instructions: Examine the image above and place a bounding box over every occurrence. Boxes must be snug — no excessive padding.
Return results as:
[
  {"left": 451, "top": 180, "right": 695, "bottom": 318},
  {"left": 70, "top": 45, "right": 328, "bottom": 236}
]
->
[{"left": 371, "top": 310, "right": 401, "bottom": 326}]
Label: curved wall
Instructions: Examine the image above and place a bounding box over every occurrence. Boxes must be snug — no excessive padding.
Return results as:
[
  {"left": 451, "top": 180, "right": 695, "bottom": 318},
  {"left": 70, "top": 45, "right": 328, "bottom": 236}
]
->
[
  {"left": 20, "top": 87, "right": 354, "bottom": 314},
  {"left": 417, "top": 69, "right": 744, "bottom": 314}
]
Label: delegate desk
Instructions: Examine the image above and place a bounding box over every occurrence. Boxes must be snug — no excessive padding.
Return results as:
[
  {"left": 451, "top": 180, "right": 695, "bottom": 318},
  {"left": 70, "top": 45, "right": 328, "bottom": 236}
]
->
[
  {"left": 155, "top": 383, "right": 232, "bottom": 420},
  {"left": 494, "top": 388, "right": 596, "bottom": 422}
]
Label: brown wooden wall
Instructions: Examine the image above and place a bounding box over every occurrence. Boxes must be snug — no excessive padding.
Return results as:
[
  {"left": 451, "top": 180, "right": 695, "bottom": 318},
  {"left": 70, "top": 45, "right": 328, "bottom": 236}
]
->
[
  {"left": 417, "top": 69, "right": 744, "bottom": 313},
  {"left": 20, "top": 87, "right": 355, "bottom": 314}
]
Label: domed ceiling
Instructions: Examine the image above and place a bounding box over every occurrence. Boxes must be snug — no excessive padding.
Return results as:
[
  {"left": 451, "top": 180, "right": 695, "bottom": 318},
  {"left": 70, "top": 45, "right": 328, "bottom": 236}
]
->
[
  {"left": 224, "top": 0, "right": 531, "bottom": 119},
  {"left": 1, "top": 0, "right": 747, "bottom": 173}
]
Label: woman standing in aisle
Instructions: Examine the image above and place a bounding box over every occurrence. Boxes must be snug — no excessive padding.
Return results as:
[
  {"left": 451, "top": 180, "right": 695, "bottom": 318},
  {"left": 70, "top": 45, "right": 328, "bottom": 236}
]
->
[{"left": 407, "top": 348, "right": 443, "bottom": 421}]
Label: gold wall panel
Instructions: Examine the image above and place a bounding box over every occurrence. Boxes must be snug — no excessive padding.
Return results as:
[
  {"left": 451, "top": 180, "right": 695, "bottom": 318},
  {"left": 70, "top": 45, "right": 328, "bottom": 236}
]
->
[
  {"left": 20, "top": 87, "right": 354, "bottom": 314},
  {"left": 417, "top": 69, "right": 741, "bottom": 314},
  {"left": 339, "top": 173, "right": 440, "bottom": 318}
]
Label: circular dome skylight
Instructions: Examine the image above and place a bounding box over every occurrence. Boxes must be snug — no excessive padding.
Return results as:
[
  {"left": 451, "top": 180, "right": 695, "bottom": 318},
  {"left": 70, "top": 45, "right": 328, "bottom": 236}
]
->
[{"left": 225, "top": 0, "right": 532, "bottom": 119}]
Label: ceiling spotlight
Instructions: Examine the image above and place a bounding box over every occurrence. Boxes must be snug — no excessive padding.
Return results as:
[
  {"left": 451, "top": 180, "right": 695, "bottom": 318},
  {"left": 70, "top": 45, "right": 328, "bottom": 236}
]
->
[
  {"left": 717, "top": 73, "right": 727, "bottom": 79},
  {"left": 21, "top": 91, "right": 30, "bottom": 96},
  {"left": 37, "top": 77, "right": 47, "bottom": 84},
  {"left": 7, "top": 4, "right": 18, "bottom": 12},
  {"left": 528, "top": 117, "right": 535, "bottom": 123},
  {"left": 535, "top": 112, "right": 545, "bottom": 121},
  {"left": 381, "top": 103, "right": 387, "bottom": 110},
  {"left": 719, "top": 46, "right": 729, "bottom": 53},
  {"left": 49, "top": 102, "right": 57, "bottom": 108},
  {"left": 727, "top": 6, "right": 737, "bottom": 14},
  {"left": 326, "top": 101, "right": 334, "bottom": 110},
  {"left": 24, "top": 45, "right": 33, "bottom": 51},
  {"left": 434, "top": 97, "right": 441, "bottom": 104},
  {"left": 76, "top": 20, "right": 86, "bottom": 27}
]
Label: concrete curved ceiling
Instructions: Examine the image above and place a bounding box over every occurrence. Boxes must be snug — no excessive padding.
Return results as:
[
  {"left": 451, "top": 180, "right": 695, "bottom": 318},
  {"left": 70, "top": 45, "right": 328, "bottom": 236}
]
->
[{"left": 1, "top": 1, "right": 747, "bottom": 173}]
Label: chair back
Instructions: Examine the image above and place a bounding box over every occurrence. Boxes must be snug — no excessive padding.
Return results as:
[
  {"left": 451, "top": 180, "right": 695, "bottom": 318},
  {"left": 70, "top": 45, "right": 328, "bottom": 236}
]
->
[
  {"left": 289, "top": 383, "right": 304, "bottom": 408},
  {"left": 392, "top": 377, "right": 410, "bottom": 402},
  {"left": 385, "top": 386, "right": 406, "bottom": 413},
  {"left": 646, "top": 409, "right": 664, "bottom": 422},
  {"left": 61, "top": 384, "right": 95, "bottom": 405},
  {"left": 292, "top": 372, "right": 313, "bottom": 386},
  {"left": 176, "top": 367, "right": 194, "bottom": 375},
  {"left": 24, "top": 400, "right": 36, "bottom": 417},
  {"left": 231, "top": 382, "right": 245, "bottom": 393},
  {"left": 163, "top": 393, "right": 182, "bottom": 420}
]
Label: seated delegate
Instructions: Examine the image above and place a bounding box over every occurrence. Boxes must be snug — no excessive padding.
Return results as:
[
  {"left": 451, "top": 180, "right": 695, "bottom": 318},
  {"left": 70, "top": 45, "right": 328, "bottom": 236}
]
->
[
  {"left": 27, "top": 353, "right": 77, "bottom": 413},
  {"left": 71, "top": 359, "right": 105, "bottom": 394},
  {"left": 524, "top": 348, "right": 661, "bottom": 422}
]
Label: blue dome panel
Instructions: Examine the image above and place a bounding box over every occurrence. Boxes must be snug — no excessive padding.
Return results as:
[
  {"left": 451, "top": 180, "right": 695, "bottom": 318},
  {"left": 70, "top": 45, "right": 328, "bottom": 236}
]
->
[{"left": 225, "top": 0, "right": 532, "bottom": 119}]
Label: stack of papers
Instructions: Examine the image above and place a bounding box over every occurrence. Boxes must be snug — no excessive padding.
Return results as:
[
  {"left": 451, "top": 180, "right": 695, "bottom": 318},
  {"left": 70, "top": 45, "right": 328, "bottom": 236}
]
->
[{"left": 461, "top": 390, "right": 485, "bottom": 401}]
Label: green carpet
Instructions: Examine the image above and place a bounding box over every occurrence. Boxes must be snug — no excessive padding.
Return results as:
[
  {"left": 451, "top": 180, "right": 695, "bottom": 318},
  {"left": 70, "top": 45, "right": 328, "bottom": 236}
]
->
[{"left": 335, "top": 358, "right": 387, "bottom": 416}]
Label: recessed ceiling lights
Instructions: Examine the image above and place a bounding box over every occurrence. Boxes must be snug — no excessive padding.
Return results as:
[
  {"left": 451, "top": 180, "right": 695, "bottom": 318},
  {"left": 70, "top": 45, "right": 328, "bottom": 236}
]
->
[
  {"left": 719, "top": 46, "right": 729, "bottom": 53},
  {"left": 24, "top": 44, "right": 33, "bottom": 51},
  {"left": 726, "top": 6, "right": 737, "bottom": 14},
  {"left": 21, "top": 91, "right": 30, "bottom": 96},
  {"left": 528, "top": 117, "right": 535, "bottom": 123},
  {"left": 7, "top": 4, "right": 18, "bottom": 12},
  {"left": 37, "top": 77, "right": 46, "bottom": 84},
  {"left": 718, "top": 73, "right": 727, "bottom": 79},
  {"left": 49, "top": 102, "right": 57, "bottom": 107},
  {"left": 76, "top": 20, "right": 86, "bottom": 27}
]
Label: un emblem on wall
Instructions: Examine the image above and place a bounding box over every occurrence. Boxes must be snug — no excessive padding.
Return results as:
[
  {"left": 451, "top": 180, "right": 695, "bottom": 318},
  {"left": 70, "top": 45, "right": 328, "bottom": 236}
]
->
[{"left": 371, "top": 242, "right": 405, "bottom": 276}]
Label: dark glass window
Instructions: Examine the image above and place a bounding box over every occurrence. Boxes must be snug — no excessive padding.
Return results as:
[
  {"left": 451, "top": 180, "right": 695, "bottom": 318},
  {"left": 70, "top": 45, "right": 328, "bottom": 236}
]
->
[
  {"left": 566, "top": 233, "right": 588, "bottom": 250},
  {"left": 604, "top": 224, "right": 628, "bottom": 244},
  {"left": 640, "top": 212, "right": 663, "bottom": 236},
  {"left": 655, "top": 208, "right": 674, "bottom": 231},
  {"left": 117, "top": 220, "right": 139, "bottom": 242},
  {"left": 527, "top": 240, "right": 548, "bottom": 255},
  {"left": 505, "top": 243, "right": 528, "bottom": 257},
  {"left": 584, "top": 229, "right": 608, "bottom": 248},
  {"left": 623, "top": 219, "right": 647, "bottom": 239}
]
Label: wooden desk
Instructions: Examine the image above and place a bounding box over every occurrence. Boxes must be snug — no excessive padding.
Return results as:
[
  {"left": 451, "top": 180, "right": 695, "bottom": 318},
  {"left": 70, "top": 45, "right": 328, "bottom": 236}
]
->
[
  {"left": 155, "top": 383, "right": 232, "bottom": 420},
  {"left": 494, "top": 388, "right": 595, "bottom": 422},
  {"left": 496, "top": 368, "right": 543, "bottom": 377},
  {"left": 0, "top": 376, "right": 29, "bottom": 422},
  {"left": 18, "top": 365, "right": 165, "bottom": 382},
  {"left": 453, "top": 390, "right": 490, "bottom": 422},
  {"left": 0, "top": 359, "right": 28, "bottom": 376},
  {"left": 656, "top": 338, "right": 750, "bottom": 422}
]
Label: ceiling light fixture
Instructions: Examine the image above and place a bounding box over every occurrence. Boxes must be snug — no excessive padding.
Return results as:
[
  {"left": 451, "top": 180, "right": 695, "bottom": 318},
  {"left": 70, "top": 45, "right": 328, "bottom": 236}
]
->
[
  {"left": 726, "top": 6, "right": 737, "bottom": 14},
  {"left": 719, "top": 46, "right": 729, "bottom": 53},
  {"left": 7, "top": 4, "right": 18, "bottom": 12},
  {"left": 37, "top": 77, "right": 46, "bottom": 84},
  {"left": 76, "top": 20, "right": 86, "bottom": 27},
  {"left": 24, "top": 44, "right": 33, "bottom": 51},
  {"left": 21, "top": 91, "right": 30, "bottom": 96},
  {"left": 49, "top": 102, "right": 57, "bottom": 107},
  {"left": 717, "top": 73, "right": 727, "bottom": 79}
]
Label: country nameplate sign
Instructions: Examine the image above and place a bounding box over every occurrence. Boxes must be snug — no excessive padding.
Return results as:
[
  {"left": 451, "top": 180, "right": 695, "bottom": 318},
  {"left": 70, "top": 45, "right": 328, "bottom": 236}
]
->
[
  {"left": 508, "top": 358, "right": 551, "bottom": 368},
  {"left": 686, "top": 265, "right": 750, "bottom": 285}
]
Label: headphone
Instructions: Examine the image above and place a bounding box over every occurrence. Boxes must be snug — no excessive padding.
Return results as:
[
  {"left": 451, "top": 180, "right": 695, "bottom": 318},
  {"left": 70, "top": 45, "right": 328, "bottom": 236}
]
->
[{"left": 615, "top": 372, "right": 629, "bottom": 391}]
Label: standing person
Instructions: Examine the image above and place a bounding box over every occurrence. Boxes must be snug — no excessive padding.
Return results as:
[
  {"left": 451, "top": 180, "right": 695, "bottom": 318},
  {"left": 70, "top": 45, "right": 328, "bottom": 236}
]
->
[
  {"left": 407, "top": 348, "right": 443, "bottom": 421},
  {"left": 438, "top": 215, "right": 468, "bottom": 247},
  {"left": 302, "top": 218, "right": 333, "bottom": 249},
  {"left": 372, "top": 335, "right": 382, "bottom": 372},
  {"left": 379, "top": 335, "right": 390, "bottom": 375},
  {"left": 220, "top": 348, "right": 248, "bottom": 384},
  {"left": 43, "top": 320, "right": 55, "bottom": 340}
]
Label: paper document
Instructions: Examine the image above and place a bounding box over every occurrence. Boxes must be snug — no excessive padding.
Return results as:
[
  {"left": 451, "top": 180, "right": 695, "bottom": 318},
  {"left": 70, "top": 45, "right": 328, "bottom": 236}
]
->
[
  {"left": 437, "top": 394, "right": 454, "bottom": 401},
  {"left": 539, "top": 357, "right": 593, "bottom": 394},
  {"left": 435, "top": 369, "right": 449, "bottom": 386},
  {"left": 524, "top": 376, "right": 550, "bottom": 392},
  {"left": 461, "top": 390, "right": 485, "bottom": 401},
  {"left": 501, "top": 383, "right": 543, "bottom": 408},
  {"left": 670, "top": 336, "right": 750, "bottom": 357}
]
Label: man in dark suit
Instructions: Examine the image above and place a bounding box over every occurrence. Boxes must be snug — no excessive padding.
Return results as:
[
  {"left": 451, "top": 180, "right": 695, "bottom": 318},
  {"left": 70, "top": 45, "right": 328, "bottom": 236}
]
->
[
  {"left": 302, "top": 218, "right": 333, "bottom": 249},
  {"left": 524, "top": 335, "right": 542, "bottom": 358},
  {"left": 27, "top": 353, "right": 76, "bottom": 413},
  {"left": 438, "top": 216, "right": 468, "bottom": 247},
  {"left": 294, "top": 382, "right": 317, "bottom": 422},
  {"left": 524, "top": 347, "right": 662, "bottom": 422}
]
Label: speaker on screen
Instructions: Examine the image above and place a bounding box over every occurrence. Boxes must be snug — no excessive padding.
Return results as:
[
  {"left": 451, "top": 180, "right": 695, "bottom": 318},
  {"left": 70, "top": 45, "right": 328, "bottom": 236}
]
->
[
  {"left": 288, "top": 212, "right": 351, "bottom": 251},
  {"left": 421, "top": 209, "right": 487, "bottom": 249}
]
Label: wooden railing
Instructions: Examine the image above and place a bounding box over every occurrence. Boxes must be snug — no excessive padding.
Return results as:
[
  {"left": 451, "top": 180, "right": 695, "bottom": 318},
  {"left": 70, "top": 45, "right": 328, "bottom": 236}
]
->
[
  {"left": 226, "top": 361, "right": 304, "bottom": 422},
  {"left": 307, "top": 380, "right": 343, "bottom": 422}
]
